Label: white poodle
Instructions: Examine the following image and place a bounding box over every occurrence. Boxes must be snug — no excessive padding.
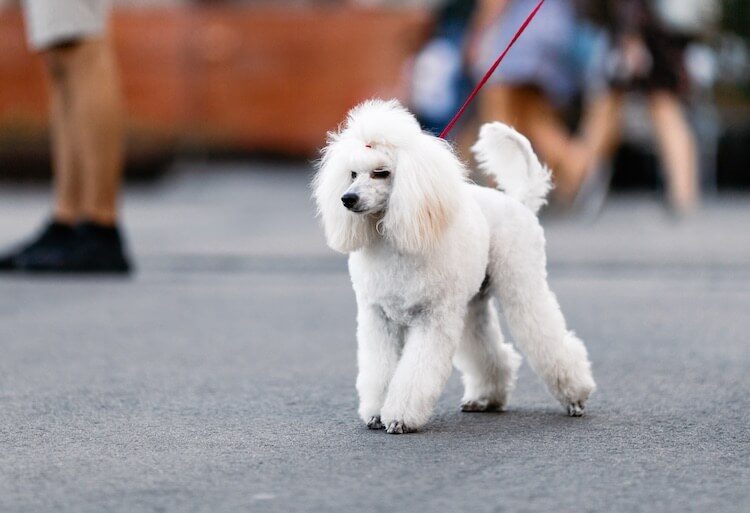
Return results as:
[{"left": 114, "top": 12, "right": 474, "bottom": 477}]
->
[{"left": 313, "top": 99, "right": 595, "bottom": 434}]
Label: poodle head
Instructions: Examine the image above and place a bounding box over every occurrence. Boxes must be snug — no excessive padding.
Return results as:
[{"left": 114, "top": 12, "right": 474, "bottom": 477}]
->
[{"left": 313, "top": 99, "right": 466, "bottom": 254}]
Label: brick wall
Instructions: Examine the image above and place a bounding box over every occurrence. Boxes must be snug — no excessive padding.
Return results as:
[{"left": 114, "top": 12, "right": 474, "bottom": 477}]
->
[{"left": 0, "top": 5, "right": 431, "bottom": 156}]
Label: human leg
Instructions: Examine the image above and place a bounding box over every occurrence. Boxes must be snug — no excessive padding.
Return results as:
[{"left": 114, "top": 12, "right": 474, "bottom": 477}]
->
[
  {"left": 44, "top": 38, "right": 124, "bottom": 225},
  {"left": 648, "top": 91, "right": 699, "bottom": 213},
  {"left": 479, "top": 85, "right": 589, "bottom": 204}
]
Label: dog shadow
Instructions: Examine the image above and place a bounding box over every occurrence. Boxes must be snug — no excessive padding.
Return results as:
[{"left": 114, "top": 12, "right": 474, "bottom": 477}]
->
[{"left": 412, "top": 407, "right": 597, "bottom": 438}]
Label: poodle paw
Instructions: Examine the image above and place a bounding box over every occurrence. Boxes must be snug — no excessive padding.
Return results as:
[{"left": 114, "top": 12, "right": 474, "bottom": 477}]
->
[
  {"left": 385, "top": 420, "right": 415, "bottom": 434},
  {"left": 567, "top": 401, "right": 586, "bottom": 417},
  {"left": 366, "top": 416, "right": 384, "bottom": 429},
  {"left": 460, "top": 398, "right": 505, "bottom": 412}
]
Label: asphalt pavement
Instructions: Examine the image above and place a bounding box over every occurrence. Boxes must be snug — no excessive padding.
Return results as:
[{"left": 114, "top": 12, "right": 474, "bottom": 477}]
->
[{"left": 1, "top": 162, "right": 748, "bottom": 513}]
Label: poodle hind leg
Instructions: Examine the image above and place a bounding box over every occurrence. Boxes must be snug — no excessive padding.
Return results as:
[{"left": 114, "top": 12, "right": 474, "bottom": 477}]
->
[
  {"left": 494, "top": 282, "right": 596, "bottom": 415},
  {"left": 454, "top": 295, "right": 522, "bottom": 412},
  {"left": 491, "top": 220, "right": 596, "bottom": 415}
]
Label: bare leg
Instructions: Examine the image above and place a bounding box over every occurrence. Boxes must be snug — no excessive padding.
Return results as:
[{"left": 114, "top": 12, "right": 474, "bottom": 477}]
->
[
  {"left": 43, "top": 38, "right": 124, "bottom": 226},
  {"left": 456, "top": 115, "right": 481, "bottom": 176},
  {"left": 579, "top": 91, "right": 623, "bottom": 172},
  {"left": 0, "top": 37, "right": 128, "bottom": 273},
  {"left": 44, "top": 43, "right": 83, "bottom": 223},
  {"left": 480, "top": 85, "right": 519, "bottom": 128},
  {"left": 454, "top": 295, "right": 522, "bottom": 412},
  {"left": 479, "top": 86, "right": 588, "bottom": 204},
  {"left": 648, "top": 91, "right": 699, "bottom": 213}
]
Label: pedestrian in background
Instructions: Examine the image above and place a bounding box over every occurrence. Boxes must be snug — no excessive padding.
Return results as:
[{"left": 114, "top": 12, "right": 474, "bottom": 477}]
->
[
  {"left": 465, "top": 0, "right": 589, "bottom": 204},
  {"left": 0, "top": 0, "right": 131, "bottom": 273},
  {"left": 578, "top": 0, "right": 719, "bottom": 214},
  {"left": 465, "top": 0, "right": 714, "bottom": 214}
]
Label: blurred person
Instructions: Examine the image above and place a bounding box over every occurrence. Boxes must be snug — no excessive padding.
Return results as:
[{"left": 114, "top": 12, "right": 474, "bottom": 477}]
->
[
  {"left": 410, "top": 0, "right": 478, "bottom": 134},
  {"left": 578, "top": 0, "right": 713, "bottom": 214},
  {"left": 0, "top": 0, "right": 130, "bottom": 273},
  {"left": 466, "top": 0, "right": 591, "bottom": 204},
  {"left": 467, "top": 0, "right": 710, "bottom": 214}
]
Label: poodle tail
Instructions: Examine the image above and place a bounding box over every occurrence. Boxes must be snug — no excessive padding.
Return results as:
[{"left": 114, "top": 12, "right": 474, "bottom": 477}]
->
[{"left": 471, "top": 122, "right": 552, "bottom": 215}]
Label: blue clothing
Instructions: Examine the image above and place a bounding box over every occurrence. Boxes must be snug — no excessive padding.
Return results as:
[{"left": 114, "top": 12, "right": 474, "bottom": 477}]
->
[{"left": 475, "top": 0, "right": 580, "bottom": 106}]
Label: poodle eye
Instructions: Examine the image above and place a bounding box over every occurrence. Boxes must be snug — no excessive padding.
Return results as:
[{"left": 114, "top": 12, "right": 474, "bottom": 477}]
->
[
  {"left": 351, "top": 171, "right": 357, "bottom": 180},
  {"left": 371, "top": 169, "right": 391, "bottom": 179}
]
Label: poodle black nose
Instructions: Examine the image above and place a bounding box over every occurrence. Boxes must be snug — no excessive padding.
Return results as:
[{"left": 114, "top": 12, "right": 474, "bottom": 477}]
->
[{"left": 341, "top": 193, "right": 359, "bottom": 209}]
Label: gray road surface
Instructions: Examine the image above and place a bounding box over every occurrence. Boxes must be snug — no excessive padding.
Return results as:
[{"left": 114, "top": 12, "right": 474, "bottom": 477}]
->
[{"left": 1, "top": 163, "right": 748, "bottom": 513}]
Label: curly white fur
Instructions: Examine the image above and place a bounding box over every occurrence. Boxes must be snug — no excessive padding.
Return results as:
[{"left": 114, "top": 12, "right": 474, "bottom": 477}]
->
[
  {"left": 471, "top": 122, "right": 553, "bottom": 214},
  {"left": 313, "top": 99, "right": 596, "bottom": 434}
]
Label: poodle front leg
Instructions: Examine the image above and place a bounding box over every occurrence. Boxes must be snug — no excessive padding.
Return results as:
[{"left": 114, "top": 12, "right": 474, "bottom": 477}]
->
[
  {"left": 380, "top": 310, "right": 464, "bottom": 433},
  {"left": 356, "top": 305, "right": 401, "bottom": 429}
]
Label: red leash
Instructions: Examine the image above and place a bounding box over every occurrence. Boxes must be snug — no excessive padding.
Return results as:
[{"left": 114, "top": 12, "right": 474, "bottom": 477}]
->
[{"left": 438, "top": 0, "right": 547, "bottom": 139}]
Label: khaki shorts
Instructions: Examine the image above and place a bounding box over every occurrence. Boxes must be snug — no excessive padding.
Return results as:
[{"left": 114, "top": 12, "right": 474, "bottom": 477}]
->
[{"left": 22, "top": 0, "right": 110, "bottom": 51}]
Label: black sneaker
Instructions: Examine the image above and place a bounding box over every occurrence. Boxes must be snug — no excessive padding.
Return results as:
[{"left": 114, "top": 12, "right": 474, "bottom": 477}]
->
[
  {"left": 0, "top": 220, "right": 76, "bottom": 272},
  {"left": 70, "top": 222, "right": 132, "bottom": 274},
  {"left": 14, "top": 221, "right": 132, "bottom": 274}
]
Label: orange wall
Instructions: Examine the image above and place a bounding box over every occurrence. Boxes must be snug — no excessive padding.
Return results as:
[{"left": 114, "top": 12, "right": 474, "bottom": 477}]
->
[{"left": 0, "top": 7, "right": 431, "bottom": 155}]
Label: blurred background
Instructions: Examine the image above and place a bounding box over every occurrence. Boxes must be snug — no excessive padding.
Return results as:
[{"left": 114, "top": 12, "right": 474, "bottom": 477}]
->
[
  {"left": 0, "top": 0, "right": 748, "bottom": 193},
  {"left": 2, "top": 4, "right": 749, "bottom": 509}
]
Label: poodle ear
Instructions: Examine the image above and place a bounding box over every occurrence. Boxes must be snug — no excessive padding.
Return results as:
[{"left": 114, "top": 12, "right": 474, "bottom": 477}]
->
[
  {"left": 382, "top": 136, "right": 464, "bottom": 254},
  {"left": 313, "top": 137, "right": 377, "bottom": 253}
]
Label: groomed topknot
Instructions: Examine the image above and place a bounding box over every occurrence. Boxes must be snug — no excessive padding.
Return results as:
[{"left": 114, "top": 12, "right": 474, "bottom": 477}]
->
[{"left": 341, "top": 99, "right": 422, "bottom": 149}]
